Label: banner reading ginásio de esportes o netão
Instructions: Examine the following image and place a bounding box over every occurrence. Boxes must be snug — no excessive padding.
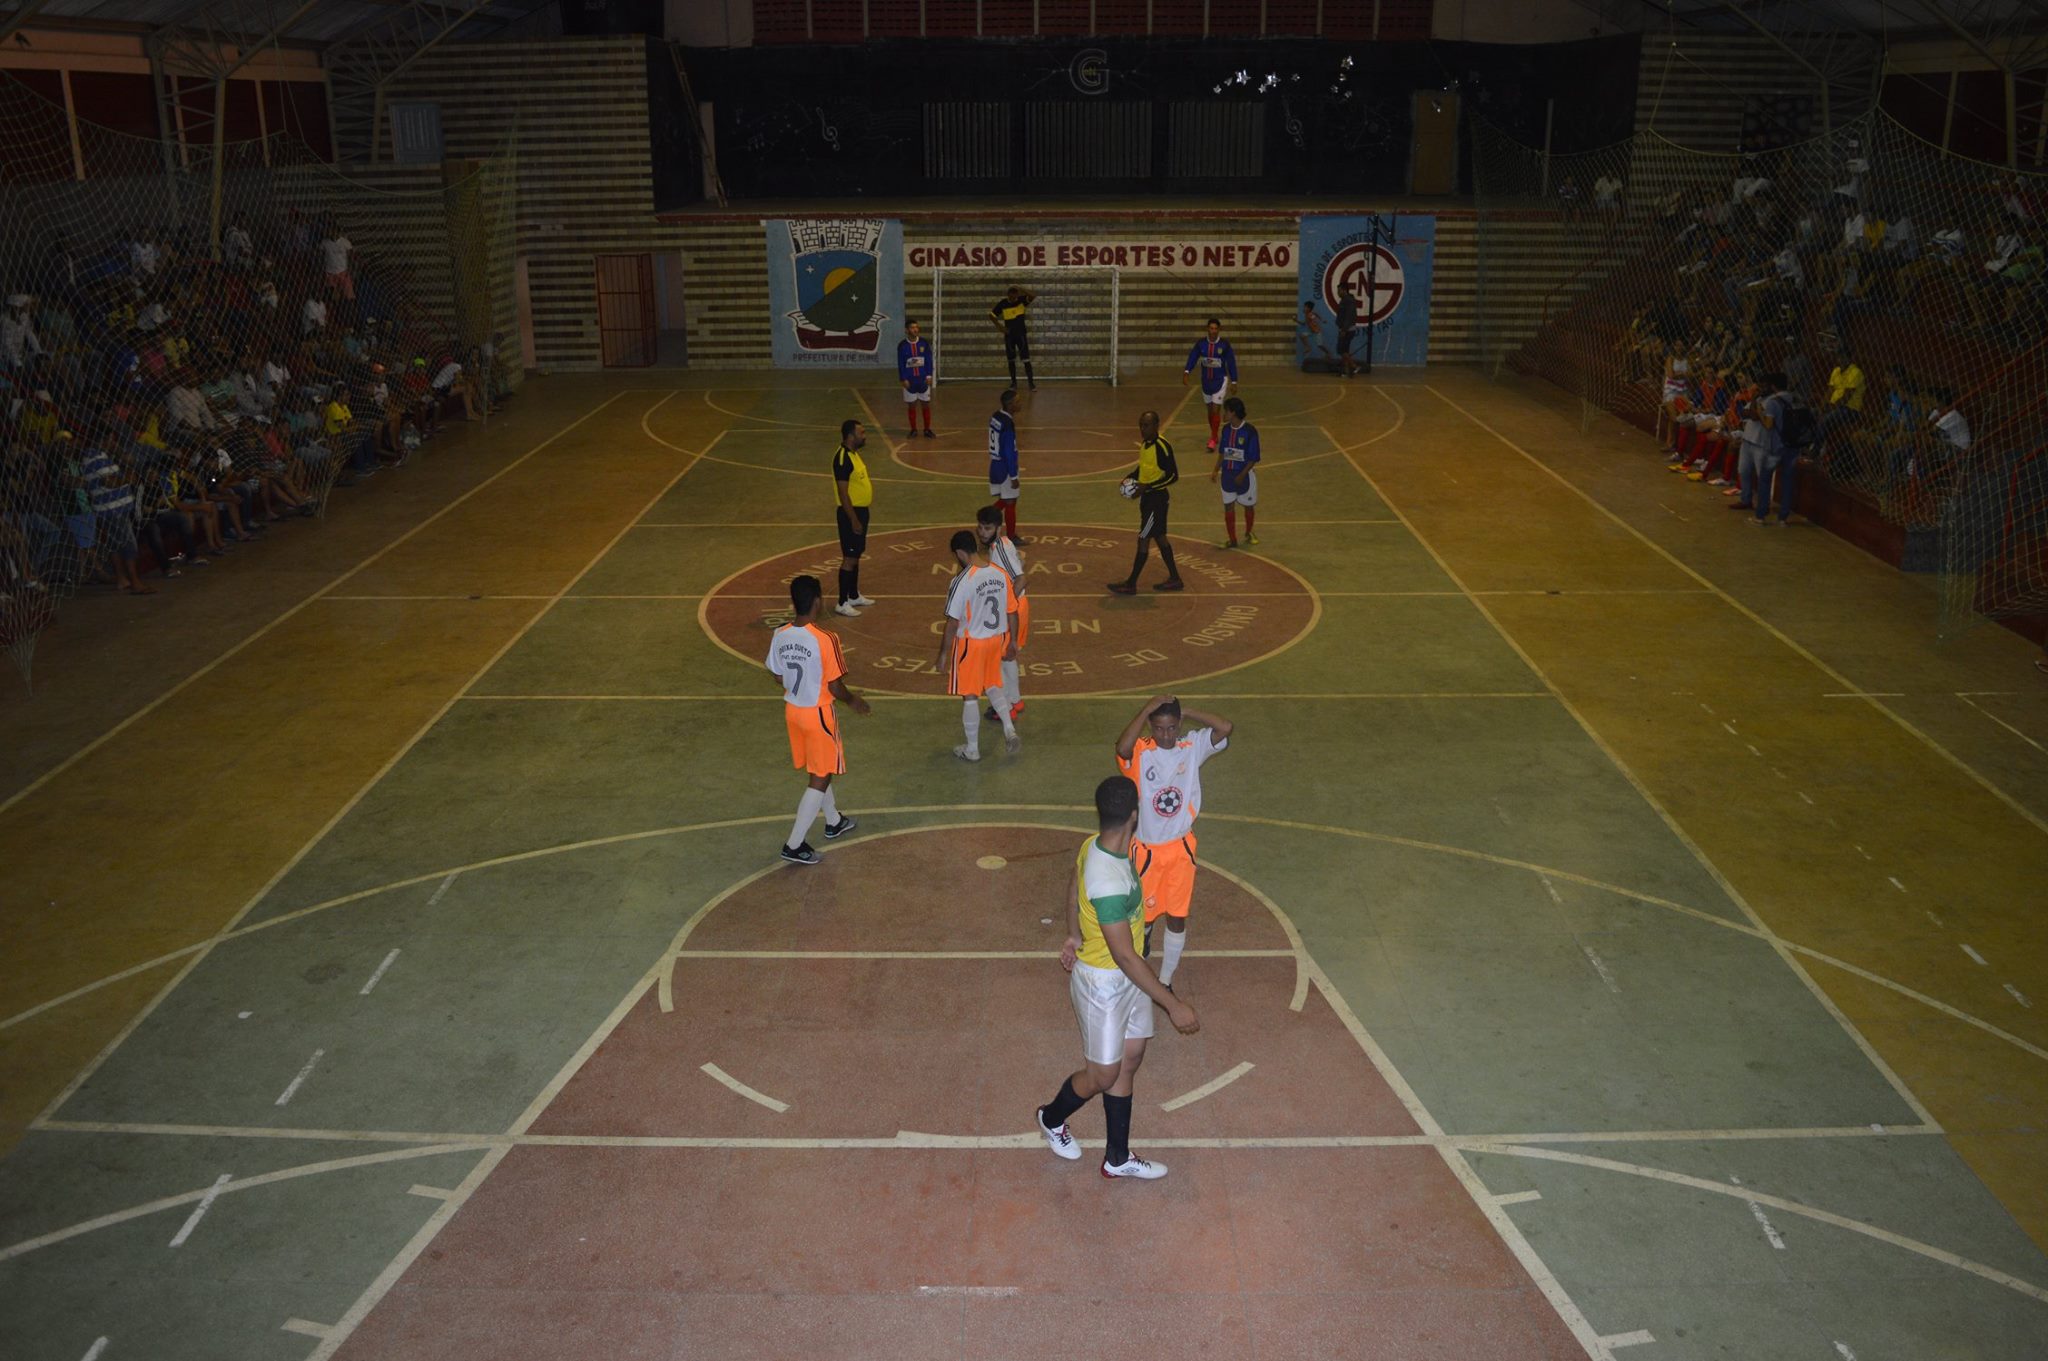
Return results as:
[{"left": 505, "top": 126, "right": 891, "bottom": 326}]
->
[
  {"left": 1297, "top": 215, "right": 1435, "bottom": 367},
  {"left": 766, "top": 218, "right": 907, "bottom": 368}
]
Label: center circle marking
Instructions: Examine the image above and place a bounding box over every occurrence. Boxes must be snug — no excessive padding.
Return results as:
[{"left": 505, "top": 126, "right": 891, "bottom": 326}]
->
[{"left": 699, "top": 523, "right": 1319, "bottom": 696}]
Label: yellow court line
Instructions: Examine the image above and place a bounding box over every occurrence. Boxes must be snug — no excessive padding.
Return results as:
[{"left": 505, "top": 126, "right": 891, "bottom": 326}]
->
[
  {"left": 1346, "top": 387, "right": 1940, "bottom": 1132},
  {"left": 456, "top": 692, "right": 1555, "bottom": 702},
  {"left": 26, "top": 397, "right": 725, "bottom": 1131},
  {"left": 1423, "top": 383, "right": 2048, "bottom": 842},
  {"left": 0, "top": 391, "right": 635, "bottom": 820},
  {"left": 630, "top": 517, "right": 1404, "bottom": 527}
]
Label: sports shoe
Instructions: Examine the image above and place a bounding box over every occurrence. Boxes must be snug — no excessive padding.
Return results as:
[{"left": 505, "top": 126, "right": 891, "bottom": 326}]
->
[
  {"left": 833, "top": 601, "right": 862, "bottom": 617},
  {"left": 953, "top": 743, "right": 980, "bottom": 762},
  {"left": 1005, "top": 730, "right": 1022, "bottom": 755},
  {"left": 824, "top": 814, "right": 858, "bottom": 839},
  {"left": 1010, "top": 702, "right": 1025, "bottom": 719},
  {"left": 1152, "top": 578, "right": 1185, "bottom": 592},
  {"left": 1106, "top": 581, "right": 1137, "bottom": 595},
  {"left": 1038, "top": 1109, "right": 1081, "bottom": 1160},
  {"left": 1245, "top": 532, "right": 1260, "bottom": 545},
  {"left": 1219, "top": 538, "right": 1238, "bottom": 549},
  {"left": 983, "top": 706, "right": 1001, "bottom": 722},
  {"left": 1206, "top": 438, "right": 1217, "bottom": 451},
  {"left": 922, "top": 428, "right": 936, "bottom": 439},
  {"left": 1726, "top": 501, "right": 1752, "bottom": 511},
  {"left": 850, "top": 594, "right": 876, "bottom": 608},
  {"left": 1101, "top": 1155, "right": 1168, "bottom": 1180},
  {"left": 779, "top": 841, "right": 821, "bottom": 865}
]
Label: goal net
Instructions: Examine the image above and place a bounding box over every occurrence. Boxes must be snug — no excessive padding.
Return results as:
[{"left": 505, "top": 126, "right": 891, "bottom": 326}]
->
[{"left": 926, "top": 266, "right": 1119, "bottom": 385}]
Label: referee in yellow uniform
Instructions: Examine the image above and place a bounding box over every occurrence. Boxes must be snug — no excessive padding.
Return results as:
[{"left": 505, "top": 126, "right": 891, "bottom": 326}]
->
[
  {"left": 989, "top": 284, "right": 1037, "bottom": 390},
  {"left": 1107, "top": 409, "right": 1183, "bottom": 594},
  {"left": 832, "top": 418, "right": 875, "bottom": 618}
]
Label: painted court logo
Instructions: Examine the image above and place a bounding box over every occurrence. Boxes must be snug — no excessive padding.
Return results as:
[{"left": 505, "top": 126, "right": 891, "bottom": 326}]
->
[{"left": 784, "top": 219, "right": 888, "bottom": 352}]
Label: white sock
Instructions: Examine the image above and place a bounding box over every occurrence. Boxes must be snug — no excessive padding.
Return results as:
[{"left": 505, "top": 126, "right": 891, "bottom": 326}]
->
[
  {"left": 960, "top": 698, "right": 979, "bottom": 755},
  {"left": 1000, "top": 658, "right": 1020, "bottom": 710},
  {"left": 820, "top": 785, "right": 840, "bottom": 825},
  {"left": 788, "top": 787, "right": 825, "bottom": 849},
  {"left": 1158, "top": 926, "right": 1187, "bottom": 986},
  {"left": 988, "top": 688, "right": 1016, "bottom": 738}
]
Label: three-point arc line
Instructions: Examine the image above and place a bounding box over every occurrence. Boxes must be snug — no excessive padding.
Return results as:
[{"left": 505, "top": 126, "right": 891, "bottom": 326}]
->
[
  {"left": 1159, "top": 1060, "right": 1255, "bottom": 1112},
  {"left": 700, "top": 1063, "right": 789, "bottom": 1113}
]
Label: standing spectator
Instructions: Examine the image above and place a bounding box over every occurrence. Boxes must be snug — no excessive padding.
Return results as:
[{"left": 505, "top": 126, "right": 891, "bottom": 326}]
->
[
  {"left": 1335, "top": 285, "right": 1361, "bottom": 379},
  {"left": 319, "top": 224, "right": 355, "bottom": 304},
  {"left": 1728, "top": 377, "right": 1772, "bottom": 516},
  {"left": 989, "top": 284, "right": 1036, "bottom": 390},
  {"left": 2, "top": 295, "right": 42, "bottom": 376},
  {"left": 223, "top": 213, "right": 254, "bottom": 269},
  {"left": 79, "top": 436, "right": 150, "bottom": 594},
  {"left": 1755, "top": 372, "right": 1816, "bottom": 526},
  {"left": 128, "top": 228, "right": 160, "bottom": 282},
  {"left": 896, "top": 318, "right": 934, "bottom": 438},
  {"left": 1594, "top": 173, "right": 1624, "bottom": 217},
  {"left": 1819, "top": 346, "right": 1866, "bottom": 449},
  {"left": 301, "top": 294, "right": 328, "bottom": 336},
  {"left": 1294, "top": 300, "right": 1332, "bottom": 365}
]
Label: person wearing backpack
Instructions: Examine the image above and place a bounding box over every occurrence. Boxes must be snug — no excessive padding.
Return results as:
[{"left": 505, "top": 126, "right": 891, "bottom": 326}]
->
[{"left": 1755, "top": 373, "right": 1816, "bottom": 526}]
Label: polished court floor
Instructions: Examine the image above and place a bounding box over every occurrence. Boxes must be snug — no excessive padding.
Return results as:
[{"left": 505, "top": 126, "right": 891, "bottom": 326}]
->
[{"left": 2, "top": 365, "right": 2045, "bottom": 1359}]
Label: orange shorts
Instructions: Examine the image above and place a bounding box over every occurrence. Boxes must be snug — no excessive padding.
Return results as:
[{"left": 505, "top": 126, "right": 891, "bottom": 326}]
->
[
  {"left": 1134, "top": 833, "right": 1197, "bottom": 923},
  {"left": 1015, "top": 594, "right": 1031, "bottom": 648},
  {"left": 785, "top": 702, "right": 845, "bottom": 778},
  {"left": 949, "top": 633, "right": 1006, "bottom": 696}
]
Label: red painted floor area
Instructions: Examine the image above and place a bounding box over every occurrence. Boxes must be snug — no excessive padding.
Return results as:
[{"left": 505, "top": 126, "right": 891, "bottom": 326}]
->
[{"left": 334, "top": 827, "right": 1585, "bottom": 1359}]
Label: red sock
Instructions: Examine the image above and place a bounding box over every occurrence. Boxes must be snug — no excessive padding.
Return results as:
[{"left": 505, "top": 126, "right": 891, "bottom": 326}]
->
[
  {"left": 1208, "top": 406, "right": 1221, "bottom": 441},
  {"left": 1244, "top": 506, "right": 1255, "bottom": 535},
  {"left": 1001, "top": 499, "right": 1017, "bottom": 538},
  {"left": 1224, "top": 507, "right": 1237, "bottom": 541},
  {"left": 905, "top": 406, "right": 916, "bottom": 435},
  {"left": 922, "top": 404, "right": 933, "bottom": 431}
]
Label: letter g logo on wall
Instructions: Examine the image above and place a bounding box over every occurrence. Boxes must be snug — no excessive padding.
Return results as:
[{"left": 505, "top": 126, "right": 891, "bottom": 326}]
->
[{"left": 1069, "top": 48, "right": 1110, "bottom": 95}]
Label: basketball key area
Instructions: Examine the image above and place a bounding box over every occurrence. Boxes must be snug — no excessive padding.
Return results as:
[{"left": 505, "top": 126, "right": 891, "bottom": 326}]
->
[{"left": 6, "top": 373, "right": 2048, "bottom": 1361}]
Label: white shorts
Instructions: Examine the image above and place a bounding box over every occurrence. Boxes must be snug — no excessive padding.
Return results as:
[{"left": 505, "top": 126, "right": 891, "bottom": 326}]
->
[
  {"left": 989, "top": 481, "right": 1019, "bottom": 501},
  {"left": 1199, "top": 386, "right": 1228, "bottom": 405},
  {"left": 1220, "top": 470, "right": 1258, "bottom": 506},
  {"left": 1070, "top": 960, "right": 1153, "bottom": 1066},
  {"left": 903, "top": 388, "right": 931, "bottom": 404}
]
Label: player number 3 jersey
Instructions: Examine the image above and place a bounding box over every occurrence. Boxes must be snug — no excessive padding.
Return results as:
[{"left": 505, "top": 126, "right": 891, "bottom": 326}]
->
[
  {"left": 1074, "top": 834, "right": 1144, "bottom": 971},
  {"left": 947, "top": 563, "right": 1017, "bottom": 639},
  {"left": 1118, "top": 727, "right": 1227, "bottom": 843},
  {"left": 765, "top": 622, "right": 844, "bottom": 708}
]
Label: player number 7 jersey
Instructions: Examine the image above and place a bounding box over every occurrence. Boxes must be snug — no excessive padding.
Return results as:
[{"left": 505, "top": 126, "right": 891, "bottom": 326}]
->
[{"left": 765, "top": 622, "right": 844, "bottom": 707}]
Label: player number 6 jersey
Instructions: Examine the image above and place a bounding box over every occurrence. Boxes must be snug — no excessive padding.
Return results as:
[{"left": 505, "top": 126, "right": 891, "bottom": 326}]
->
[{"left": 1118, "top": 728, "right": 1227, "bottom": 843}]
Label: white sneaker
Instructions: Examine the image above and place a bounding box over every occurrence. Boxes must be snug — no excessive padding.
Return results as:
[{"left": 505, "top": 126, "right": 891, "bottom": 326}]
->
[
  {"left": 850, "top": 594, "right": 876, "bottom": 608},
  {"left": 833, "top": 601, "right": 862, "bottom": 618},
  {"left": 1004, "top": 730, "right": 1022, "bottom": 755},
  {"left": 1101, "top": 1155, "right": 1167, "bottom": 1180},
  {"left": 1038, "top": 1110, "right": 1081, "bottom": 1161},
  {"left": 952, "top": 743, "right": 980, "bottom": 762}
]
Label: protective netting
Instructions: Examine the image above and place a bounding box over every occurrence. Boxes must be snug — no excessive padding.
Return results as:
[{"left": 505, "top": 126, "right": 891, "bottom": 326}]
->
[
  {"left": 1474, "top": 110, "right": 2048, "bottom": 637},
  {"left": 924, "top": 268, "right": 1120, "bottom": 384},
  {"left": 0, "top": 71, "right": 519, "bottom": 687}
]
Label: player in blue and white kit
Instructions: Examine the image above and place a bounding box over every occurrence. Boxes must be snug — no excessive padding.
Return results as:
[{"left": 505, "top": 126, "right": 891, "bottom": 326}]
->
[
  {"left": 897, "top": 319, "right": 935, "bottom": 439},
  {"left": 988, "top": 386, "right": 1021, "bottom": 540},
  {"left": 1181, "top": 317, "right": 1238, "bottom": 452},
  {"left": 1210, "top": 395, "right": 1260, "bottom": 547}
]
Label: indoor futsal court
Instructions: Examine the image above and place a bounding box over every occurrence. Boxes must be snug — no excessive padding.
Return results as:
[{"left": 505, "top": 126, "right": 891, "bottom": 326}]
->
[{"left": 4, "top": 4, "right": 2048, "bottom": 1361}]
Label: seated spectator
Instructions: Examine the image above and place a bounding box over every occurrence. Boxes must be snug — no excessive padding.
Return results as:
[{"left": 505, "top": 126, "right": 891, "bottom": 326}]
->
[
  {"left": 1819, "top": 346, "right": 1866, "bottom": 447},
  {"left": 223, "top": 212, "right": 254, "bottom": 270},
  {"left": 3, "top": 295, "right": 45, "bottom": 377},
  {"left": 429, "top": 354, "right": 480, "bottom": 423},
  {"left": 1657, "top": 349, "right": 1696, "bottom": 456},
  {"left": 302, "top": 294, "right": 327, "bottom": 336},
  {"left": 1594, "top": 173, "right": 1623, "bottom": 217},
  {"left": 165, "top": 371, "right": 220, "bottom": 440}
]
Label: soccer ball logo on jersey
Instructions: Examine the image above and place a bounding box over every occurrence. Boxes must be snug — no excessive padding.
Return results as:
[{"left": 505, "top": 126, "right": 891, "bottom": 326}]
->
[
  {"left": 784, "top": 219, "right": 888, "bottom": 354},
  {"left": 1152, "top": 785, "right": 1185, "bottom": 819}
]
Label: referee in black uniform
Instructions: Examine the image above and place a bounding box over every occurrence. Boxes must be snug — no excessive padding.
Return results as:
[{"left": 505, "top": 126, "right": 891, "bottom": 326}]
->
[
  {"left": 990, "top": 284, "right": 1037, "bottom": 390},
  {"left": 832, "top": 418, "right": 875, "bottom": 618}
]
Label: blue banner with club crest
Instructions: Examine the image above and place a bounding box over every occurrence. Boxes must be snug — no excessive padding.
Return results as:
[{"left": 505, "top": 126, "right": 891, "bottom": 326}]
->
[
  {"left": 1297, "top": 215, "right": 1435, "bottom": 367},
  {"left": 766, "top": 218, "right": 906, "bottom": 368}
]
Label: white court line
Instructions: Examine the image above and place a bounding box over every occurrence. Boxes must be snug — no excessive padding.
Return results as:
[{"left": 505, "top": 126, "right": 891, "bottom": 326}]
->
[
  {"left": 80, "top": 1340, "right": 108, "bottom": 1361},
  {"left": 1581, "top": 946, "right": 1620, "bottom": 993},
  {"left": 274, "top": 1050, "right": 324, "bottom": 1106},
  {"left": 1835, "top": 1343, "right": 1858, "bottom": 1361},
  {"left": 1601, "top": 1330, "right": 1656, "bottom": 1349},
  {"left": 406, "top": 1184, "right": 456, "bottom": 1201},
  {"left": 281, "top": 1320, "right": 335, "bottom": 1340},
  {"left": 2007, "top": 984, "right": 2032, "bottom": 1009},
  {"left": 166, "top": 1172, "right": 232, "bottom": 1247},
  {"left": 0, "top": 392, "right": 633, "bottom": 821},
  {"left": 1955, "top": 691, "right": 2048, "bottom": 756},
  {"left": 1962, "top": 944, "right": 1989, "bottom": 967},
  {"left": 677, "top": 948, "right": 1295, "bottom": 960},
  {"left": 358, "top": 949, "right": 400, "bottom": 996},
  {"left": 1493, "top": 1189, "right": 1544, "bottom": 1206},
  {"left": 425, "top": 872, "right": 458, "bottom": 906},
  {"left": 700, "top": 1062, "right": 790, "bottom": 1113},
  {"left": 916, "top": 1285, "right": 1018, "bottom": 1298},
  {"left": 1730, "top": 1174, "right": 1788, "bottom": 1250},
  {"left": 1888, "top": 877, "right": 1907, "bottom": 893},
  {"left": 1540, "top": 876, "right": 1564, "bottom": 905},
  {"left": 1160, "top": 1061, "right": 1256, "bottom": 1112}
]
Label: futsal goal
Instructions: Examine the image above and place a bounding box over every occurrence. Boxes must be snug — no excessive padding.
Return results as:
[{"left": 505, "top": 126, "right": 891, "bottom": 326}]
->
[{"left": 926, "top": 265, "right": 1120, "bottom": 385}]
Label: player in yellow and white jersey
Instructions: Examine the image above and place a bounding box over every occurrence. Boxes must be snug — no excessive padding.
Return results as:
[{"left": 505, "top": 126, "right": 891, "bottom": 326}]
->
[
  {"left": 975, "top": 503, "right": 1027, "bottom": 726},
  {"left": 1113, "top": 694, "right": 1234, "bottom": 988},
  {"left": 766, "top": 574, "right": 870, "bottom": 865},
  {"left": 1037, "top": 775, "right": 1199, "bottom": 1180},
  {"left": 936, "top": 529, "right": 1019, "bottom": 761}
]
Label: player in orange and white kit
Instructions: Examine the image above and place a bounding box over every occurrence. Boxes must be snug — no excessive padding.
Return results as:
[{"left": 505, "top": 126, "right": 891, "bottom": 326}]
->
[
  {"left": 768, "top": 574, "right": 870, "bottom": 865},
  {"left": 937, "top": 528, "right": 1020, "bottom": 762},
  {"left": 976, "top": 502, "right": 1027, "bottom": 726},
  {"left": 1112, "top": 694, "right": 1234, "bottom": 988}
]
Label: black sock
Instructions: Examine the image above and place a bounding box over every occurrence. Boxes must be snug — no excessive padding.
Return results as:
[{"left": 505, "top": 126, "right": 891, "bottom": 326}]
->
[
  {"left": 837, "top": 568, "right": 852, "bottom": 604},
  {"left": 1126, "top": 542, "right": 1150, "bottom": 584},
  {"left": 1040, "top": 1076, "right": 1091, "bottom": 1129},
  {"left": 849, "top": 563, "right": 861, "bottom": 599},
  {"left": 1103, "top": 1092, "right": 1133, "bottom": 1166},
  {"left": 1157, "top": 540, "right": 1180, "bottom": 580},
  {"left": 1025, "top": 361, "right": 1036, "bottom": 382}
]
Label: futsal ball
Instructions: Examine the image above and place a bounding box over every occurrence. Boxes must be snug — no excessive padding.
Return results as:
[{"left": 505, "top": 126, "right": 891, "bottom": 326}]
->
[{"left": 1119, "top": 477, "right": 1140, "bottom": 499}]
